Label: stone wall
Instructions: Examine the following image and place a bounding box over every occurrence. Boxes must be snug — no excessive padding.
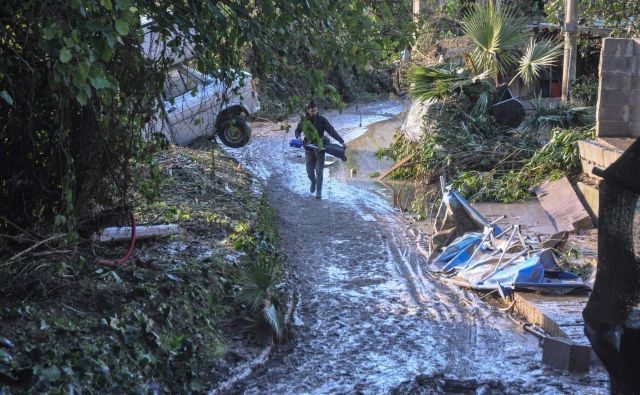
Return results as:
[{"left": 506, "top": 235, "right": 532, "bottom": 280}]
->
[{"left": 597, "top": 38, "right": 640, "bottom": 137}]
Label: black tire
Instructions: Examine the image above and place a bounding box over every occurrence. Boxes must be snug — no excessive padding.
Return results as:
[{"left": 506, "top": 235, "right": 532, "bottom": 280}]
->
[{"left": 218, "top": 116, "right": 251, "bottom": 148}]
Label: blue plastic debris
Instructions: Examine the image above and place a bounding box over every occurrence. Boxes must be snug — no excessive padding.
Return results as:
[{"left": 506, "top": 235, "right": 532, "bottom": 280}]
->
[{"left": 429, "top": 185, "right": 589, "bottom": 295}]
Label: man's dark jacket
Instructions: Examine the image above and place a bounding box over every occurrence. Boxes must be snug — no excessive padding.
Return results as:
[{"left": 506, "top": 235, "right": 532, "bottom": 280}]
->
[{"left": 294, "top": 114, "right": 344, "bottom": 150}]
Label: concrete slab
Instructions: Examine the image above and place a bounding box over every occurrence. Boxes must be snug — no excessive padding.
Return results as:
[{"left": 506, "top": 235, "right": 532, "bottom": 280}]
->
[
  {"left": 473, "top": 200, "right": 558, "bottom": 237},
  {"left": 534, "top": 177, "right": 594, "bottom": 233},
  {"left": 576, "top": 181, "right": 599, "bottom": 223},
  {"left": 542, "top": 336, "right": 592, "bottom": 373},
  {"left": 511, "top": 291, "right": 605, "bottom": 373},
  {"left": 578, "top": 139, "right": 622, "bottom": 177},
  {"left": 598, "top": 137, "right": 636, "bottom": 152},
  {"left": 513, "top": 293, "right": 591, "bottom": 345}
]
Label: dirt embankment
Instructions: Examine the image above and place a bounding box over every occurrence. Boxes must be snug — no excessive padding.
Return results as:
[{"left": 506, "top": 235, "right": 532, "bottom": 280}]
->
[{"left": 0, "top": 142, "right": 285, "bottom": 393}]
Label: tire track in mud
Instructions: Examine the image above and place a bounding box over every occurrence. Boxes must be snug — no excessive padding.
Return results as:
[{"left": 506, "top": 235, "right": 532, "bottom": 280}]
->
[{"left": 225, "top": 107, "right": 608, "bottom": 394}]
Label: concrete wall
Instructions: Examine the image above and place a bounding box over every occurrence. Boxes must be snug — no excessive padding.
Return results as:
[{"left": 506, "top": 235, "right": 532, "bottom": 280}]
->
[{"left": 597, "top": 38, "right": 640, "bottom": 137}]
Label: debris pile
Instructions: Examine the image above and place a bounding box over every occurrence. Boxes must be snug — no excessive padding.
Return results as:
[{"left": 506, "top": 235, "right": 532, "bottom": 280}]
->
[{"left": 427, "top": 179, "right": 589, "bottom": 297}]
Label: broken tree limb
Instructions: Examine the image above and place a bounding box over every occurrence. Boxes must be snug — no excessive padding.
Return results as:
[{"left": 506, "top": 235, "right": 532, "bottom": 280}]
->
[
  {"left": 1, "top": 233, "right": 66, "bottom": 266},
  {"left": 376, "top": 153, "right": 415, "bottom": 181},
  {"left": 92, "top": 224, "right": 181, "bottom": 243}
]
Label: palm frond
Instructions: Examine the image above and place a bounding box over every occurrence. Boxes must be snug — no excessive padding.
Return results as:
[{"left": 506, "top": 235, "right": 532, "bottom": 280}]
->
[
  {"left": 462, "top": 3, "right": 527, "bottom": 79},
  {"left": 262, "top": 301, "right": 283, "bottom": 339},
  {"left": 471, "top": 92, "right": 490, "bottom": 117},
  {"left": 522, "top": 97, "right": 595, "bottom": 133},
  {"left": 240, "top": 258, "right": 282, "bottom": 310},
  {"left": 514, "top": 39, "right": 563, "bottom": 86},
  {"left": 408, "top": 65, "right": 475, "bottom": 102}
]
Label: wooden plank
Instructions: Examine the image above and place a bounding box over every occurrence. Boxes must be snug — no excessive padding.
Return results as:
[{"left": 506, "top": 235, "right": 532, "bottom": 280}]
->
[
  {"left": 376, "top": 153, "right": 415, "bottom": 181},
  {"left": 534, "top": 176, "right": 594, "bottom": 233}
]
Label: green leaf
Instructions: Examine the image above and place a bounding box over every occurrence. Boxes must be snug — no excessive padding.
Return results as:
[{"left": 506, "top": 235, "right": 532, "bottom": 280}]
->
[
  {"left": 59, "top": 48, "right": 72, "bottom": 63},
  {"left": 115, "top": 20, "right": 129, "bottom": 36},
  {"left": 0, "top": 90, "right": 13, "bottom": 106},
  {"left": 75, "top": 90, "right": 88, "bottom": 106},
  {"left": 100, "top": 44, "right": 114, "bottom": 62},
  {"left": 43, "top": 24, "right": 58, "bottom": 40},
  {"left": 100, "top": 0, "right": 112, "bottom": 10},
  {"left": 104, "top": 32, "right": 116, "bottom": 48},
  {"left": 89, "top": 74, "right": 110, "bottom": 89},
  {"left": 116, "top": 0, "right": 131, "bottom": 10},
  {"left": 39, "top": 365, "right": 61, "bottom": 383}
]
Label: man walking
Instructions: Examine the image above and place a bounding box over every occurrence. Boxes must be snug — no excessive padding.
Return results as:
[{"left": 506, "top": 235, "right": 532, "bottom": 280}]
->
[{"left": 294, "top": 101, "right": 345, "bottom": 199}]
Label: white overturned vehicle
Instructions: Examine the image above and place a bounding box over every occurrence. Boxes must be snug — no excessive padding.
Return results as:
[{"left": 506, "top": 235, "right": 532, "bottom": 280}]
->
[
  {"left": 157, "top": 66, "right": 260, "bottom": 147},
  {"left": 142, "top": 23, "right": 260, "bottom": 148}
]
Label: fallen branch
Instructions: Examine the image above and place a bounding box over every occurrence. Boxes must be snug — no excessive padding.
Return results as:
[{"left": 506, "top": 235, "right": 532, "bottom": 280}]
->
[
  {"left": 2, "top": 233, "right": 66, "bottom": 266},
  {"left": 377, "top": 153, "right": 415, "bottom": 181}
]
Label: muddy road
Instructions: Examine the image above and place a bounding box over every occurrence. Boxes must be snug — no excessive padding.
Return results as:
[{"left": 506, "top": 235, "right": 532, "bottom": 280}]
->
[{"left": 227, "top": 101, "right": 608, "bottom": 394}]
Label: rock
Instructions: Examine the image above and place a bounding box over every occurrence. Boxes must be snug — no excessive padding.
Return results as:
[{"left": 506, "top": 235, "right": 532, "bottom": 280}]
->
[{"left": 399, "top": 98, "right": 434, "bottom": 142}]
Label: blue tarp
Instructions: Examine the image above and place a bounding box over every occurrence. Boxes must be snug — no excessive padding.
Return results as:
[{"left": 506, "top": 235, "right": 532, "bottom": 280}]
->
[{"left": 429, "top": 188, "right": 588, "bottom": 296}]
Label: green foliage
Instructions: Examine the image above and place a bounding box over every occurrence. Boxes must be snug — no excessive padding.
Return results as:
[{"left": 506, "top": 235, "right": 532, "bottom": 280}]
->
[
  {"left": 461, "top": 3, "right": 562, "bottom": 86},
  {"left": 521, "top": 98, "right": 594, "bottom": 136},
  {"left": 514, "top": 39, "right": 564, "bottom": 86},
  {"left": 299, "top": 117, "right": 325, "bottom": 149},
  {"left": 437, "top": 0, "right": 476, "bottom": 20},
  {"left": 0, "top": 0, "right": 416, "bottom": 248},
  {"left": 388, "top": 81, "right": 507, "bottom": 184},
  {"left": 408, "top": 65, "right": 494, "bottom": 103},
  {"left": 544, "top": 0, "right": 640, "bottom": 35},
  {"left": 374, "top": 148, "right": 389, "bottom": 160},
  {"left": 570, "top": 75, "right": 599, "bottom": 106},
  {"left": 0, "top": 146, "right": 287, "bottom": 392},
  {"left": 254, "top": 0, "right": 416, "bottom": 115},
  {"left": 462, "top": 3, "right": 528, "bottom": 81},
  {"left": 238, "top": 197, "right": 286, "bottom": 343},
  {"left": 452, "top": 127, "right": 595, "bottom": 202}
]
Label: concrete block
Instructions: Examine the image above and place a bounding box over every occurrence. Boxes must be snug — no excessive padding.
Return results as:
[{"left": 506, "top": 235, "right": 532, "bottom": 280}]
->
[
  {"left": 630, "top": 122, "right": 640, "bottom": 137},
  {"left": 602, "top": 146, "right": 622, "bottom": 168},
  {"left": 578, "top": 140, "right": 605, "bottom": 171},
  {"left": 576, "top": 181, "right": 599, "bottom": 223},
  {"left": 599, "top": 88, "right": 633, "bottom": 106},
  {"left": 579, "top": 140, "right": 601, "bottom": 164},
  {"left": 597, "top": 137, "right": 637, "bottom": 151},
  {"left": 601, "top": 55, "right": 638, "bottom": 74},
  {"left": 597, "top": 104, "right": 629, "bottom": 122},
  {"left": 597, "top": 120, "right": 632, "bottom": 137},
  {"left": 600, "top": 74, "right": 632, "bottom": 90},
  {"left": 580, "top": 157, "right": 597, "bottom": 177},
  {"left": 535, "top": 176, "right": 594, "bottom": 232},
  {"left": 602, "top": 38, "right": 636, "bottom": 57},
  {"left": 542, "top": 337, "right": 592, "bottom": 373}
]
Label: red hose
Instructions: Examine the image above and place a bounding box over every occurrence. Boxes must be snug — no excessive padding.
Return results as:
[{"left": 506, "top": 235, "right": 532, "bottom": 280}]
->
[
  {"left": 116, "top": 210, "right": 136, "bottom": 264},
  {"left": 96, "top": 210, "right": 136, "bottom": 266}
]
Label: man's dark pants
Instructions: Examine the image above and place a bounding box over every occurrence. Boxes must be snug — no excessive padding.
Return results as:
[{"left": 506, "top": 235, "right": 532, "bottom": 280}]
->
[{"left": 305, "top": 149, "right": 325, "bottom": 196}]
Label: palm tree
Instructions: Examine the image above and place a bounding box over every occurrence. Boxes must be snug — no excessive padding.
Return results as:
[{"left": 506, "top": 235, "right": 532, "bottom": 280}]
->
[{"left": 461, "top": 3, "right": 563, "bottom": 87}]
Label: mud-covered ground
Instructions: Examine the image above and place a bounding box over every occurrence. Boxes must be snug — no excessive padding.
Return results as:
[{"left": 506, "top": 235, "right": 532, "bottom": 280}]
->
[{"left": 226, "top": 101, "right": 609, "bottom": 394}]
